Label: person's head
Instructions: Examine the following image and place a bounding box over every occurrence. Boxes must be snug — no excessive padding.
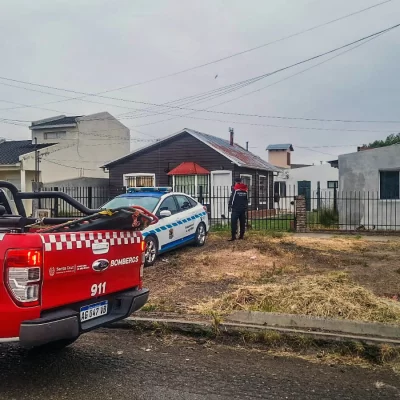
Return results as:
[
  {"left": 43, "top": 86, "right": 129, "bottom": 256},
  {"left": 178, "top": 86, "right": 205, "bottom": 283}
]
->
[{"left": 234, "top": 177, "right": 242, "bottom": 184}]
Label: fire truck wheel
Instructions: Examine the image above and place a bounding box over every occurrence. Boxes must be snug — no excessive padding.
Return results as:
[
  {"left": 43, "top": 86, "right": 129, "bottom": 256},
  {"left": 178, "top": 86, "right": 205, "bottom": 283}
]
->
[{"left": 144, "top": 236, "right": 158, "bottom": 267}]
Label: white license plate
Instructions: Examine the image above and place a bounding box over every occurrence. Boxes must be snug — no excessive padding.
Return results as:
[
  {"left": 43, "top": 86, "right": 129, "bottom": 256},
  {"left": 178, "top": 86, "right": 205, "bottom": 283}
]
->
[{"left": 80, "top": 300, "right": 108, "bottom": 322}]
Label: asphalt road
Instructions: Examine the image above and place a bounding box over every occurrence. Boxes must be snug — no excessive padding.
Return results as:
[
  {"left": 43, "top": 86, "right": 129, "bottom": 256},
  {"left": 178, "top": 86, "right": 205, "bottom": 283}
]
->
[{"left": 0, "top": 329, "right": 399, "bottom": 400}]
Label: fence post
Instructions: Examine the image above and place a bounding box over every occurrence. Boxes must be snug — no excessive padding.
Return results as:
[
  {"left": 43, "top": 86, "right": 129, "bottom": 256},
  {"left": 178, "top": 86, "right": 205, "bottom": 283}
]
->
[
  {"left": 295, "top": 195, "right": 308, "bottom": 232},
  {"left": 87, "top": 187, "right": 93, "bottom": 209},
  {"left": 53, "top": 186, "right": 59, "bottom": 217}
]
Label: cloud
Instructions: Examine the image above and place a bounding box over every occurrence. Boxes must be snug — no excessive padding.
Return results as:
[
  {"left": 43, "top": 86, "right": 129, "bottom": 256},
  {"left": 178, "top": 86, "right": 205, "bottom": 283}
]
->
[{"left": 0, "top": 0, "right": 398, "bottom": 163}]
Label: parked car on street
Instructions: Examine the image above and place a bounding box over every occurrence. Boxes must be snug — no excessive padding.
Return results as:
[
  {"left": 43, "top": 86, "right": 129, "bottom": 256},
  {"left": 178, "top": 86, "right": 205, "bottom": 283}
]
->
[{"left": 102, "top": 187, "right": 209, "bottom": 266}]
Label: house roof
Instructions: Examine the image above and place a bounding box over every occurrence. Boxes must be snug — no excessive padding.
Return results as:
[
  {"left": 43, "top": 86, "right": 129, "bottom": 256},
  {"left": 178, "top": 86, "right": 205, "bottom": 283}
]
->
[
  {"left": 0, "top": 140, "right": 55, "bottom": 165},
  {"left": 30, "top": 115, "right": 81, "bottom": 129},
  {"left": 266, "top": 144, "right": 294, "bottom": 151},
  {"left": 167, "top": 162, "right": 210, "bottom": 176},
  {"left": 103, "top": 129, "right": 279, "bottom": 172}
]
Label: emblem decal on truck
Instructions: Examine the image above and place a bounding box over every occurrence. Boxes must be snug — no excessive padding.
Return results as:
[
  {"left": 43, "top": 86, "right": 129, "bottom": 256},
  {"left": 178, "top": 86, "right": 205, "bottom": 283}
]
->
[
  {"left": 49, "top": 267, "right": 55, "bottom": 277},
  {"left": 92, "top": 259, "right": 110, "bottom": 272}
]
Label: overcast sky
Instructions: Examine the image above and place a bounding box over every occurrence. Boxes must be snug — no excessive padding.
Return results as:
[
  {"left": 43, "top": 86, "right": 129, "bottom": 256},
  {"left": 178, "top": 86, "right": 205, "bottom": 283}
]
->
[{"left": 0, "top": 0, "right": 399, "bottom": 164}]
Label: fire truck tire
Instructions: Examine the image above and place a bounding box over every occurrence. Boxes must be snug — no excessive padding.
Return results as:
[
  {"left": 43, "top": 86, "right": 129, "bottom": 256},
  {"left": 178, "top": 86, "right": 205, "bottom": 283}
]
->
[{"left": 144, "top": 236, "right": 158, "bottom": 267}]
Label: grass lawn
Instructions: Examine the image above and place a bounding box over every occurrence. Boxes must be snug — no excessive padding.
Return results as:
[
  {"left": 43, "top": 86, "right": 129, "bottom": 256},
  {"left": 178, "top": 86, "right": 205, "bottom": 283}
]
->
[{"left": 140, "top": 232, "right": 400, "bottom": 325}]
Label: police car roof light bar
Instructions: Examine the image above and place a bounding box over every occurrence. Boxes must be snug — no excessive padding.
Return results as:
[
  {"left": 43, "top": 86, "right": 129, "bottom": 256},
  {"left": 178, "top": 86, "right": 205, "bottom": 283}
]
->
[{"left": 127, "top": 187, "right": 172, "bottom": 193}]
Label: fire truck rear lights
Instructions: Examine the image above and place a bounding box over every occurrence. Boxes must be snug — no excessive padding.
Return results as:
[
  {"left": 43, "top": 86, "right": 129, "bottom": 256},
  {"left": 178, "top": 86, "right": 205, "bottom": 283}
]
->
[
  {"left": 7, "top": 267, "right": 41, "bottom": 303},
  {"left": 5, "top": 249, "right": 43, "bottom": 306},
  {"left": 6, "top": 249, "right": 42, "bottom": 267}
]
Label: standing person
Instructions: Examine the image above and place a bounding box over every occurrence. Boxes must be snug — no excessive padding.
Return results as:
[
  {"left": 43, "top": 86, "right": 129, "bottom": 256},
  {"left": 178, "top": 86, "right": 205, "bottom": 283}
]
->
[{"left": 228, "top": 177, "right": 248, "bottom": 241}]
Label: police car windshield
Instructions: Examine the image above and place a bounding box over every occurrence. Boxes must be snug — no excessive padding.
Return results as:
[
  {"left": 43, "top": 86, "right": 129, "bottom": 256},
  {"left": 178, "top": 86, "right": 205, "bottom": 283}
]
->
[{"left": 102, "top": 196, "right": 159, "bottom": 212}]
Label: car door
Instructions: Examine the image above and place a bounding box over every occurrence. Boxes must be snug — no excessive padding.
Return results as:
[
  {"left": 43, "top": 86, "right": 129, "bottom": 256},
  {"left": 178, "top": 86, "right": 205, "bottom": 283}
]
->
[
  {"left": 154, "top": 195, "right": 180, "bottom": 251},
  {"left": 174, "top": 194, "right": 198, "bottom": 241}
]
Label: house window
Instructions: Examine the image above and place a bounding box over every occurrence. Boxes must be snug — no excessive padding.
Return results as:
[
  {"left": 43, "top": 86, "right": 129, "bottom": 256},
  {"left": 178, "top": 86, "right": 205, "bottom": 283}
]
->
[
  {"left": 259, "top": 175, "right": 268, "bottom": 204},
  {"left": 380, "top": 171, "right": 399, "bottom": 199},
  {"left": 274, "top": 181, "right": 287, "bottom": 197},
  {"left": 44, "top": 131, "right": 67, "bottom": 140},
  {"left": 240, "top": 174, "right": 252, "bottom": 205},
  {"left": 123, "top": 173, "right": 155, "bottom": 188},
  {"left": 173, "top": 175, "right": 209, "bottom": 199},
  {"left": 327, "top": 181, "right": 338, "bottom": 189}
]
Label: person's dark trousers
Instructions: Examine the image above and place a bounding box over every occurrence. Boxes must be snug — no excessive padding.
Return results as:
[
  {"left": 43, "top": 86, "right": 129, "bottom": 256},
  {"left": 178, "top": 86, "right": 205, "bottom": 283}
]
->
[{"left": 231, "top": 210, "right": 246, "bottom": 239}]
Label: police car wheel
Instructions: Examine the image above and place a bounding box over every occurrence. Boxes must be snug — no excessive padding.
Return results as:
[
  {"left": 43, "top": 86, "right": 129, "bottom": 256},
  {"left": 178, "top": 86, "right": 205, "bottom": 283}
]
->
[
  {"left": 144, "top": 236, "right": 158, "bottom": 267},
  {"left": 194, "top": 223, "right": 207, "bottom": 247}
]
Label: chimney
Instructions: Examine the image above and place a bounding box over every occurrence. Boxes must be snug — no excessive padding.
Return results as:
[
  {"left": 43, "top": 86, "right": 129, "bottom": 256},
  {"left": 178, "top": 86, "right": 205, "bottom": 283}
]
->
[
  {"left": 357, "top": 146, "right": 369, "bottom": 152},
  {"left": 229, "top": 127, "right": 234, "bottom": 146}
]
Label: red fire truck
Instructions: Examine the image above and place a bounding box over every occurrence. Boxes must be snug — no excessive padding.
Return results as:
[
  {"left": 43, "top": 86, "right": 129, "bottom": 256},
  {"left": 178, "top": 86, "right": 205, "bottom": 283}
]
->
[{"left": 0, "top": 182, "right": 154, "bottom": 350}]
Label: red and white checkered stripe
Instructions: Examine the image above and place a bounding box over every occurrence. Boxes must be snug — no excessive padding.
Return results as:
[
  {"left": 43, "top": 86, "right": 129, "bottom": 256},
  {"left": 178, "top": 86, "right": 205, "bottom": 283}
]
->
[{"left": 40, "top": 231, "right": 141, "bottom": 252}]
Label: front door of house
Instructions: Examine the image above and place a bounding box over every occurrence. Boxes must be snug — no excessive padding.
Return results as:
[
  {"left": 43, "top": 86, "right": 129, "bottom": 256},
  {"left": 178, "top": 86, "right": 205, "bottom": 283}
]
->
[
  {"left": 210, "top": 171, "right": 232, "bottom": 221},
  {"left": 298, "top": 180, "right": 311, "bottom": 211}
]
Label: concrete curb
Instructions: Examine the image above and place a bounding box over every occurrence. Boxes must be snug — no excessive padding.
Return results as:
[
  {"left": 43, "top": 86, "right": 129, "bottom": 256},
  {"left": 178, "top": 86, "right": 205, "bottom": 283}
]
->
[
  {"left": 226, "top": 311, "right": 400, "bottom": 339},
  {"left": 113, "top": 316, "right": 400, "bottom": 346}
]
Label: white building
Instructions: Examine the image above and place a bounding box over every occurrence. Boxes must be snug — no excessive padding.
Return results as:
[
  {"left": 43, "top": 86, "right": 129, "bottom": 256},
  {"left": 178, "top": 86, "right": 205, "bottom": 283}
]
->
[
  {"left": 0, "top": 112, "right": 130, "bottom": 214},
  {"left": 25, "top": 112, "right": 130, "bottom": 184},
  {"left": 338, "top": 144, "right": 400, "bottom": 230},
  {"left": 267, "top": 144, "right": 338, "bottom": 211}
]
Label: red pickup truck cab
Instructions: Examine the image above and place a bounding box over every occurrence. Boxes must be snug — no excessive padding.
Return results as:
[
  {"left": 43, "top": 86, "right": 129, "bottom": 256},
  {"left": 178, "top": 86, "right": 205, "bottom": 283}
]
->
[{"left": 0, "top": 229, "right": 148, "bottom": 348}]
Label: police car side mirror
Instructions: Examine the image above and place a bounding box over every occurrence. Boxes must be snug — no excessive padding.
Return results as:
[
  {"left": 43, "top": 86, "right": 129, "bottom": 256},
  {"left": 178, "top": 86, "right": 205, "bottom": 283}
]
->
[{"left": 159, "top": 210, "right": 172, "bottom": 218}]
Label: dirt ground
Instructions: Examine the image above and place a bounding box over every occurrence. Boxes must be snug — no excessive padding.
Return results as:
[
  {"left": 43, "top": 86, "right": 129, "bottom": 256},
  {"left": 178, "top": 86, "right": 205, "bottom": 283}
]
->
[{"left": 140, "top": 232, "right": 400, "bottom": 323}]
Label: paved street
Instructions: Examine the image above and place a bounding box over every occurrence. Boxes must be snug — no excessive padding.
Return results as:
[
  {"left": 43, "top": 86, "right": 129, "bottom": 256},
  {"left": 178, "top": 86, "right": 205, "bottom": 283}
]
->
[{"left": 0, "top": 328, "right": 399, "bottom": 399}]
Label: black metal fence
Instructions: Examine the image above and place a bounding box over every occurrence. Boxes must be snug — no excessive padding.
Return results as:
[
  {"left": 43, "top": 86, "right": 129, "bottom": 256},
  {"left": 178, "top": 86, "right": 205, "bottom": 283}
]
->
[
  {"left": 175, "top": 184, "right": 296, "bottom": 231},
  {"left": 34, "top": 184, "right": 296, "bottom": 231},
  {"left": 39, "top": 186, "right": 120, "bottom": 217},
  {"left": 32, "top": 185, "right": 400, "bottom": 233},
  {"left": 306, "top": 190, "right": 400, "bottom": 232}
]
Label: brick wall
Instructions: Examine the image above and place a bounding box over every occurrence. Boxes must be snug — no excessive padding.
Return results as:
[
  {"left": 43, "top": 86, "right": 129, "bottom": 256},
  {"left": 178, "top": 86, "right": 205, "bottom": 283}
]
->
[{"left": 295, "top": 195, "right": 308, "bottom": 232}]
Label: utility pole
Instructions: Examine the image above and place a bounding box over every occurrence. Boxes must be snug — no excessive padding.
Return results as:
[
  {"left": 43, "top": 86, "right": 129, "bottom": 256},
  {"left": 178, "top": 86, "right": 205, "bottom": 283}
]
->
[
  {"left": 246, "top": 141, "right": 249, "bottom": 151},
  {"left": 34, "top": 137, "right": 40, "bottom": 183},
  {"left": 33, "top": 137, "right": 42, "bottom": 214}
]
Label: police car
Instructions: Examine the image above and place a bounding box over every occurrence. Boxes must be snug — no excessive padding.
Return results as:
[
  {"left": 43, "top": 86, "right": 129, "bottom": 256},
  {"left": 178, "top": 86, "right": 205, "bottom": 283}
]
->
[{"left": 102, "top": 187, "right": 209, "bottom": 266}]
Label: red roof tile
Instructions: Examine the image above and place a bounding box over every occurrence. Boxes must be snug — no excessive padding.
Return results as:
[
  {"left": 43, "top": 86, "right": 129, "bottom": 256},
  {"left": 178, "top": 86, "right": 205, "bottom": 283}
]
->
[{"left": 167, "top": 162, "right": 210, "bottom": 175}]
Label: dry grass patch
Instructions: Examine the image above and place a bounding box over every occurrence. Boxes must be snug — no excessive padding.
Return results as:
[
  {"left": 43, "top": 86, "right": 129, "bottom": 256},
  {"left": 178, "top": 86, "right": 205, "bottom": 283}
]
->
[
  {"left": 141, "top": 233, "right": 400, "bottom": 320},
  {"left": 197, "top": 271, "right": 400, "bottom": 324}
]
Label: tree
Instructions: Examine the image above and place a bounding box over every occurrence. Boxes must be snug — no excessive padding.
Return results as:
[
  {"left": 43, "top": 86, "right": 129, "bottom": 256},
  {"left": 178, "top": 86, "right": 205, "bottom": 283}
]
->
[{"left": 363, "top": 133, "right": 400, "bottom": 149}]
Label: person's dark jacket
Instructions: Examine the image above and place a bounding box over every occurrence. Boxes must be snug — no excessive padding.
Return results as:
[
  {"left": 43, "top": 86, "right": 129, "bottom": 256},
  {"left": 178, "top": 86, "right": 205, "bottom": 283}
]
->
[{"left": 228, "top": 183, "right": 248, "bottom": 212}]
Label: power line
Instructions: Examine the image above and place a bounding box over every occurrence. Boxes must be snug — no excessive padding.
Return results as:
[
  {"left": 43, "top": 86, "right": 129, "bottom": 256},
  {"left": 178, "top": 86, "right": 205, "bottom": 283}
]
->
[
  {"left": 0, "top": 0, "right": 392, "bottom": 115},
  {"left": 0, "top": 22, "right": 399, "bottom": 116},
  {"left": 96, "top": 0, "right": 393, "bottom": 93},
  {"left": 0, "top": 23, "right": 398, "bottom": 133},
  {"left": 44, "top": 158, "right": 99, "bottom": 171},
  {"left": 124, "top": 31, "right": 398, "bottom": 128},
  {"left": 295, "top": 146, "right": 338, "bottom": 157},
  {"left": 0, "top": 25, "right": 398, "bottom": 135}
]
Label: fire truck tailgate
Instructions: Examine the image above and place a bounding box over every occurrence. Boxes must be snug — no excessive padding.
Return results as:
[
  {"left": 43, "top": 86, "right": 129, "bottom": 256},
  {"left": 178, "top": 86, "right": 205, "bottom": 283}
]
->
[{"left": 39, "top": 230, "right": 144, "bottom": 311}]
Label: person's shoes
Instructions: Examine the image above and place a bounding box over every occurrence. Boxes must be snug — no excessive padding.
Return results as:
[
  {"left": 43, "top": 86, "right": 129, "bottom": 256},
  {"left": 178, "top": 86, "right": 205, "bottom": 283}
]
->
[
  {"left": 228, "top": 238, "right": 236, "bottom": 242},
  {"left": 238, "top": 236, "right": 244, "bottom": 240}
]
